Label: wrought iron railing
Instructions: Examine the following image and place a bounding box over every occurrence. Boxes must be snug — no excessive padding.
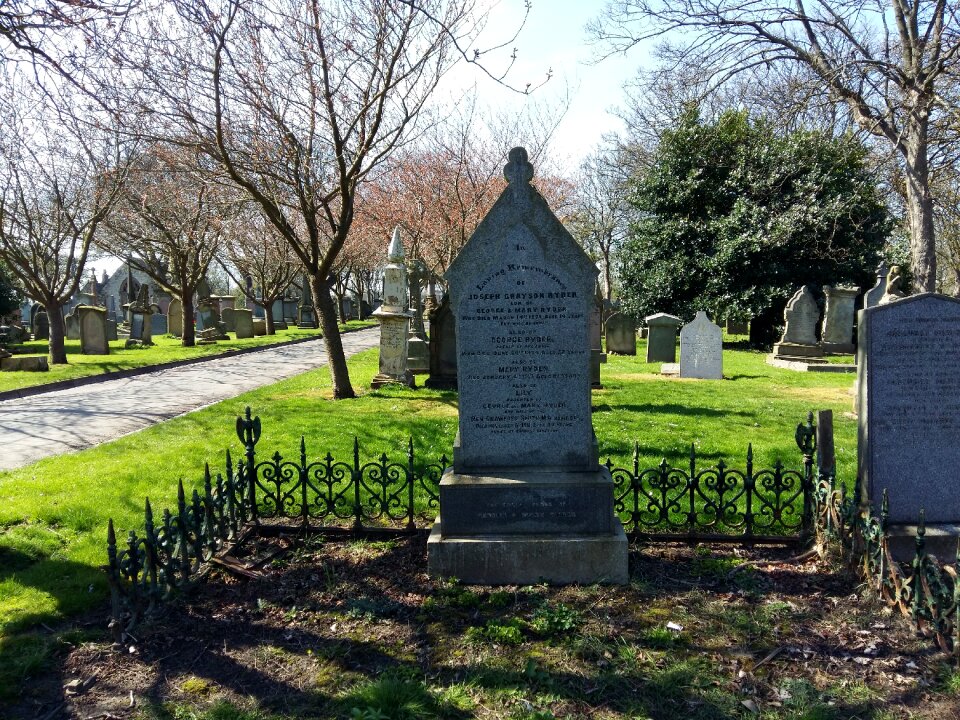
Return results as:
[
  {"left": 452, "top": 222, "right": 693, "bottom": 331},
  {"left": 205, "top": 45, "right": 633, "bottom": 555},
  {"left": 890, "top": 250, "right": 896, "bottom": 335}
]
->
[{"left": 105, "top": 407, "right": 817, "bottom": 639}]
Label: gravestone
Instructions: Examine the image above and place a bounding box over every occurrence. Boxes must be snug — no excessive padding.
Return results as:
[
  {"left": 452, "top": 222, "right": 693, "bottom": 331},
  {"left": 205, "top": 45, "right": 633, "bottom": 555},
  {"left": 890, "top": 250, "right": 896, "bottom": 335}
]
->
[
  {"left": 297, "top": 276, "right": 318, "bottom": 328},
  {"left": 821, "top": 285, "right": 859, "bottom": 354},
  {"left": 127, "top": 285, "right": 154, "bottom": 346},
  {"left": 604, "top": 311, "right": 637, "bottom": 355},
  {"left": 64, "top": 307, "right": 81, "bottom": 340},
  {"left": 107, "top": 295, "right": 118, "bottom": 322},
  {"left": 371, "top": 227, "right": 415, "bottom": 388},
  {"left": 234, "top": 308, "right": 254, "bottom": 339},
  {"left": 427, "top": 147, "right": 628, "bottom": 585},
  {"left": 271, "top": 299, "right": 288, "bottom": 330},
  {"left": 252, "top": 318, "right": 267, "bottom": 336},
  {"left": 221, "top": 307, "right": 237, "bottom": 333},
  {"left": 590, "top": 301, "right": 606, "bottom": 387},
  {"left": 424, "top": 294, "right": 457, "bottom": 390},
  {"left": 726, "top": 318, "right": 749, "bottom": 335},
  {"left": 168, "top": 298, "right": 183, "bottom": 338},
  {"left": 771, "top": 286, "right": 822, "bottom": 359},
  {"left": 106, "top": 319, "right": 118, "bottom": 342},
  {"left": 644, "top": 313, "right": 681, "bottom": 362},
  {"left": 863, "top": 261, "right": 889, "bottom": 310},
  {"left": 151, "top": 312, "right": 168, "bottom": 337},
  {"left": 678, "top": 311, "right": 722, "bottom": 379},
  {"left": 78, "top": 306, "right": 110, "bottom": 355},
  {"left": 33, "top": 311, "right": 49, "bottom": 340},
  {"left": 406, "top": 259, "right": 430, "bottom": 374},
  {"left": 857, "top": 294, "right": 960, "bottom": 524},
  {"left": 0, "top": 355, "right": 49, "bottom": 372}
]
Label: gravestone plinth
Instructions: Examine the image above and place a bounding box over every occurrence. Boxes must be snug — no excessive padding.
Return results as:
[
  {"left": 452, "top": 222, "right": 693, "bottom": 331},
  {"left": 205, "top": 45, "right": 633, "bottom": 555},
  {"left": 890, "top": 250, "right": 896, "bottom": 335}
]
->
[
  {"left": 78, "top": 306, "right": 110, "bottom": 355},
  {"left": 644, "top": 313, "right": 681, "bottom": 362},
  {"left": 605, "top": 311, "right": 637, "bottom": 355},
  {"left": 679, "top": 311, "right": 722, "bottom": 379},
  {"left": 428, "top": 147, "right": 627, "bottom": 585},
  {"left": 771, "top": 286, "right": 823, "bottom": 360},
  {"left": 821, "top": 285, "right": 859, "bottom": 354},
  {"left": 857, "top": 294, "right": 960, "bottom": 525}
]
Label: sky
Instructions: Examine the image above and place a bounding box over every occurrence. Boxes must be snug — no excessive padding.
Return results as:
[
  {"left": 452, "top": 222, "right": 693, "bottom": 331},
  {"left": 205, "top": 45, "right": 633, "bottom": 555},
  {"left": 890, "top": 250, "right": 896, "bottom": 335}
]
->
[{"left": 445, "top": 0, "right": 641, "bottom": 167}]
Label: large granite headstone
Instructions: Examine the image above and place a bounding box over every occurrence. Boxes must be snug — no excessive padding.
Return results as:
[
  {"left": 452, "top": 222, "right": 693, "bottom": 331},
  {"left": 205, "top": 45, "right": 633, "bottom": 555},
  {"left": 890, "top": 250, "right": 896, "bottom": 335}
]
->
[
  {"left": 151, "top": 312, "right": 168, "bottom": 337},
  {"left": 644, "top": 313, "right": 681, "bottom": 362},
  {"left": 78, "top": 306, "right": 110, "bottom": 355},
  {"left": 424, "top": 295, "right": 457, "bottom": 390},
  {"left": 679, "top": 311, "right": 722, "bottom": 379},
  {"left": 771, "top": 286, "right": 823, "bottom": 359},
  {"left": 821, "top": 285, "right": 859, "bottom": 354},
  {"left": 427, "top": 147, "right": 628, "bottom": 585},
  {"left": 863, "top": 261, "right": 889, "bottom": 310},
  {"left": 605, "top": 311, "right": 637, "bottom": 355},
  {"left": 857, "top": 294, "right": 960, "bottom": 524},
  {"left": 168, "top": 298, "right": 183, "bottom": 338}
]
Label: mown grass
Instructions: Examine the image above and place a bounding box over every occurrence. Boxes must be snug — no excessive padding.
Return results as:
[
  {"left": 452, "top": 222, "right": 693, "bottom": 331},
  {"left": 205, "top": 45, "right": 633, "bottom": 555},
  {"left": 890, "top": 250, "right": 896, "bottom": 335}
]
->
[
  {"left": 0, "top": 338, "right": 858, "bottom": 699},
  {"left": 0, "top": 320, "right": 377, "bottom": 394}
]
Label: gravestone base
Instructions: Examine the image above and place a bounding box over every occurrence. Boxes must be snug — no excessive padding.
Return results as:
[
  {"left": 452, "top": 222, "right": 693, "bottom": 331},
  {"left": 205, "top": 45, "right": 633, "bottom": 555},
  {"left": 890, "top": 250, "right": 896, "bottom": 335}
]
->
[
  {"left": 0, "top": 356, "right": 49, "bottom": 372},
  {"left": 821, "top": 341, "right": 855, "bottom": 355},
  {"left": 883, "top": 524, "right": 960, "bottom": 564},
  {"left": 427, "top": 522, "right": 628, "bottom": 585},
  {"left": 771, "top": 342, "right": 824, "bottom": 359},
  {"left": 371, "top": 370, "right": 415, "bottom": 389},
  {"left": 428, "top": 467, "right": 628, "bottom": 585},
  {"left": 424, "top": 375, "right": 457, "bottom": 390}
]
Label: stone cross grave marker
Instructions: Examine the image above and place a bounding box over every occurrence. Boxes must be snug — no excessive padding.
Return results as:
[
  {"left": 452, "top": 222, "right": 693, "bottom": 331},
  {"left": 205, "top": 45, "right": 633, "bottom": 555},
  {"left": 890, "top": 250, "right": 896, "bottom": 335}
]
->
[
  {"left": 857, "top": 294, "right": 960, "bottom": 524},
  {"left": 428, "top": 147, "right": 628, "bottom": 585},
  {"left": 679, "top": 311, "right": 722, "bottom": 379}
]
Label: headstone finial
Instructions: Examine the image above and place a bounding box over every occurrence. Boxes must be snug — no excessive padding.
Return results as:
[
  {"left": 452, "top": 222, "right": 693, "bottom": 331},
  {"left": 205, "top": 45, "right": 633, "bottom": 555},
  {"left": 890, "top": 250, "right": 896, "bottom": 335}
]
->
[
  {"left": 388, "top": 226, "right": 405, "bottom": 262},
  {"left": 503, "top": 147, "right": 534, "bottom": 187}
]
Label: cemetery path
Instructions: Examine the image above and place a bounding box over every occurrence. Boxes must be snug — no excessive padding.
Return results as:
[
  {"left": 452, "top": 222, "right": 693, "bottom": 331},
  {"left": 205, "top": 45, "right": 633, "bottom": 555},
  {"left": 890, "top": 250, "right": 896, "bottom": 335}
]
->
[{"left": 0, "top": 327, "right": 380, "bottom": 471}]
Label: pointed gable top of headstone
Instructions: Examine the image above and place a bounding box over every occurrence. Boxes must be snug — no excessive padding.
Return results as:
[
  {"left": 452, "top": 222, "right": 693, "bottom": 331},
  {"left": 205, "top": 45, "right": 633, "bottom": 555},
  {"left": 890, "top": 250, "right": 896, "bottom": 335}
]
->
[{"left": 446, "top": 146, "right": 595, "bottom": 294}]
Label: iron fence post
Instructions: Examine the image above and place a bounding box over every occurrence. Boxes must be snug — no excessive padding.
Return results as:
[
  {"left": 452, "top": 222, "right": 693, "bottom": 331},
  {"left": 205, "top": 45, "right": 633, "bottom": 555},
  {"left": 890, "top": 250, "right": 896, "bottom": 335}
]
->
[
  {"left": 353, "top": 437, "right": 362, "bottom": 530},
  {"left": 407, "top": 438, "right": 416, "bottom": 530},
  {"left": 236, "top": 406, "right": 261, "bottom": 524}
]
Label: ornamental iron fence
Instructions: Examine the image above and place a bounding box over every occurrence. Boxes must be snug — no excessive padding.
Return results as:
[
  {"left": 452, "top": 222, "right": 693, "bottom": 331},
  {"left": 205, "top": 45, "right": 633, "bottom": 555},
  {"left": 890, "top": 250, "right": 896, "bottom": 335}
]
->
[{"left": 105, "top": 407, "right": 819, "bottom": 639}]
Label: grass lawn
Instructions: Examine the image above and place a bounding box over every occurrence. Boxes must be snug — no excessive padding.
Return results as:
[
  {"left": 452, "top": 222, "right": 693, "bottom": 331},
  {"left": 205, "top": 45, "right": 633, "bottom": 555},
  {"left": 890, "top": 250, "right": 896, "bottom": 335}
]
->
[
  {"left": 0, "top": 320, "right": 377, "bottom": 394},
  {"left": 0, "top": 338, "right": 860, "bottom": 701}
]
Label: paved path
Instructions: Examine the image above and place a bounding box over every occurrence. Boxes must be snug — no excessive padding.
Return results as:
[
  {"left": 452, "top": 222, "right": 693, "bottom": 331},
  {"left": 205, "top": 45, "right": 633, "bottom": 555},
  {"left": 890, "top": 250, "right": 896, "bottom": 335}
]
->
[{"left": 0, "top": 328, "right": 379, "bottom": 471}]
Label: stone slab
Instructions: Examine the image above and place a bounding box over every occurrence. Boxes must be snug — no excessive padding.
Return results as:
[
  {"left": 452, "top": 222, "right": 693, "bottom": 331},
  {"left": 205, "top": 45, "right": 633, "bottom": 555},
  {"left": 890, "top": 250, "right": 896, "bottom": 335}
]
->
[
  {"left": 883, "top": 524, "right": 960, "bottom": 564},
  {"left": 771, "top": 342, "right": 823, "bottom": 359},
  {"left": 765, "top": 356, "right": 855, "bottom": 373},
  {"left": 1, "top": 356, "right": 49, "bottom": 372},
  {"left": 439, "top": 468, "right": 616, "bottom": 536},
  {"left": 857, "top": 293, "right": 960, "bottom": 523},
  {"left": 427, "top": 520, "right": 629, "bottom": 585}
]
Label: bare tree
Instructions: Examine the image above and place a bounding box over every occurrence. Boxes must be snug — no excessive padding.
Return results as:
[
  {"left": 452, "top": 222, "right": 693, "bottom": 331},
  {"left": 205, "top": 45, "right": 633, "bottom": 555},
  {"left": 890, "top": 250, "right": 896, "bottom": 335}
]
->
[
  {"left": 103, "top": 143, "right": 233, "bottom": 347},
  {"left": 566, "top": 143, "right": 632, "bottom": 302},
  {"left": 0, "top": 77, "right": 129, "bottom": 363},
  {"left": 590, "top": 0, "right": 960, "bottom": 292},
  {"left": 220, "top": 208, "right": 300, "bottom": 335},
  {"left": 123, "top": 0, "right": 493, "bottom": 398}
]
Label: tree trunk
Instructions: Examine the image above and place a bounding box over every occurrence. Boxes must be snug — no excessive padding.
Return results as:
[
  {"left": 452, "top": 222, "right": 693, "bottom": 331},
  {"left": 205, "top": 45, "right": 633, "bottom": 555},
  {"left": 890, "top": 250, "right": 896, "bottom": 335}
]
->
[
  {"left": 182, "top": 295, "right": 196, "bottom": 347},
  {"left": 310, "top": 273, "right": 355, "bottom": 399},
  {"left": 904, "top": 117, "right": 937, "bottom": 293},
  {"left": 265, "top": 306, "right": 276, "bottom": 335},
  {"left": 47, "top": 300, "right": 68, "bottom": 364}
]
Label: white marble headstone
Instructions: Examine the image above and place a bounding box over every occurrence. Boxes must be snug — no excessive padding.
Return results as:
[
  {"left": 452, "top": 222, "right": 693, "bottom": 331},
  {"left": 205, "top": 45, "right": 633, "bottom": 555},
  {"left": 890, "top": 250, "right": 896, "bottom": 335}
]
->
[{"left": 679, "top": 311, "right": 722, "bottom": 379}]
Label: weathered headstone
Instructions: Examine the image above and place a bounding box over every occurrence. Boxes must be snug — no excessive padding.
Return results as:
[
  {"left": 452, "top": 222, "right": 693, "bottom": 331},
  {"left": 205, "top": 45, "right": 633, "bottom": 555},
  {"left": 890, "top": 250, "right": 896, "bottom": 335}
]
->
[
  {"left": 821, "top": 285, "right": 859, "bottom": 354},
  {"left": 857, "top": 294, "right": 960, "bottom": 524},
  {"left": 0, "top": 355, "right": 49, "bottom": 372},
  {"left": 427, "top": 147, "right": 628, "bottom": 585},
  {"left": 234, "top": 308, "right": 254, "bottom": 339},
  {"left": 127, "top": 285, "right": 154, "bottom": 346},
  {"left": 406, "top": 258, "right": 430, "bottom": 374},
  {"left": 168, "top": 298, "right": 183, "bottom": 338},
  {"left": 64, "top": 307, "right": 81, "bottom": 340},
  {"left": 644, "top": 313, "right": 681, "bottom": 363},
  {"left": 679, "top": 311, "right": 722, "bottom": 379},
  {"left": 221, "top": 307, "right": 237, "bottom": 333},
  {"left": 106, "top": 319, "right": 118, "bottom": 342},
  {"left": 424, "top": 294, "right": 457, "bottom": 390},
  {"left": 726, "top": 317, "right": 749, "bottom": 335},
  {"left": 372, "top": 227, "right": 415, "bottom": 388},
  {"left": 771, "top": 286, "right": 822, "bottom": 359},
  {"left": 252, "top": 318, "right": 267, "bottom": 336},
  {"left": 271, "top": 299, "right": 288, "bottom": 330},
  {"left": 78, "top": 306, "right": 109, "bottom": 355},
  {"left": 33, "top": 311, "right": 49, "bottom": 341},
  {"left": 151, "top": 312, "right": 168, "bottom": 337},
  {"left": 604, "top": 311, "right": 637, "bottom": 355},
  {"left": 590, "top": 301, "right": 606, "bottom": 387},
  {"left": 863, "top": 261, "right": 889, "bottom": 310},
  {"left": 297, "top": 276, "right": 317, "bottom": 328}
]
